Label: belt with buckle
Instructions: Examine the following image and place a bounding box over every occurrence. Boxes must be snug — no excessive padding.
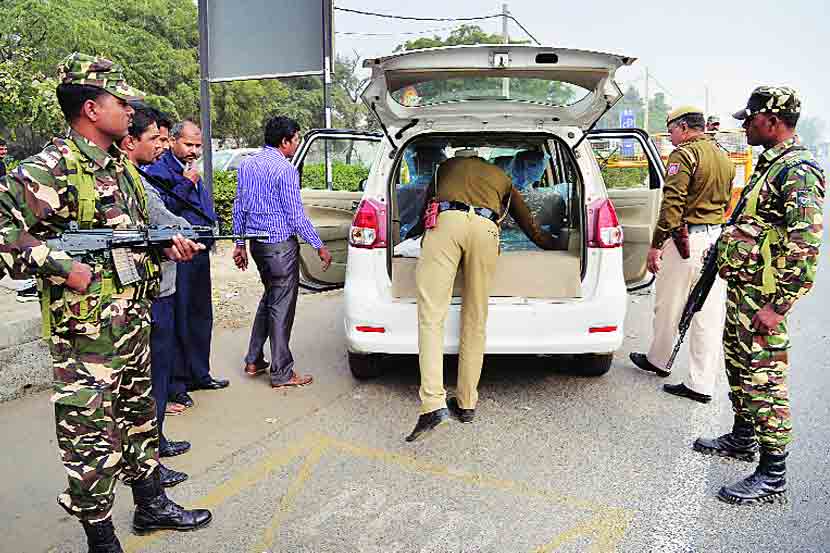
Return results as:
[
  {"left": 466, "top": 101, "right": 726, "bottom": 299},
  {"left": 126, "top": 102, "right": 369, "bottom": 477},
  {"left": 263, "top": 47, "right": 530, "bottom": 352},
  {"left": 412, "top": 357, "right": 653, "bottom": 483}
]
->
[
  {"left": 438, "top": 201, "right": 499, "bottom": 223},
  {"left": 687, "top": 223, "right": 721, "bottom": 234}
]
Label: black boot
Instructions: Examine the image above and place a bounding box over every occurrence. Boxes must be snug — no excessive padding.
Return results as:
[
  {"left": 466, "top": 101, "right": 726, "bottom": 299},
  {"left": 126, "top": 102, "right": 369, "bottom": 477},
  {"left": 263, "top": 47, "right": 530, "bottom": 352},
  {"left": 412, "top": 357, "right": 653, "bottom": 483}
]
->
[
  {"left": 693, "top": 415, "right": 758, "bottom": 462},
  {"left": 132, "top": 470, "right": 212, "bottom": 534},
  {"left": 718, "top": 451, "right": 788, "bottom": 505},
  {"left": 81, "top": 518, "right": 123, "bottom": 553}
]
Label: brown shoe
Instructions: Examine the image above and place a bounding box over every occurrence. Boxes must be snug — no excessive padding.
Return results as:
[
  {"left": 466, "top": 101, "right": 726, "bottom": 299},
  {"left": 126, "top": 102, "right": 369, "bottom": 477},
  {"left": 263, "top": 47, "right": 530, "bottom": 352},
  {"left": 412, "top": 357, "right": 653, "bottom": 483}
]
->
[
  {"left": 165, "top": 402, "right": 187, "bottom": 416},
  {"left": 272, "top": 372, "right": 313, "bottom": 389},
  {"left": 244, "top": 360, "right": 270, "bottom": 376}
]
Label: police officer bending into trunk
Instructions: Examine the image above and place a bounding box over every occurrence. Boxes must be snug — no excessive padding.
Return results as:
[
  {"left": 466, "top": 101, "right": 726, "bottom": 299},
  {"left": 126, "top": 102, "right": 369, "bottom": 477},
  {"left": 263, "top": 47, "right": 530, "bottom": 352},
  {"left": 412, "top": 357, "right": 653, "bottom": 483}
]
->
[{"left": 407, "top": 148, "right": 556, "bottom": 442}]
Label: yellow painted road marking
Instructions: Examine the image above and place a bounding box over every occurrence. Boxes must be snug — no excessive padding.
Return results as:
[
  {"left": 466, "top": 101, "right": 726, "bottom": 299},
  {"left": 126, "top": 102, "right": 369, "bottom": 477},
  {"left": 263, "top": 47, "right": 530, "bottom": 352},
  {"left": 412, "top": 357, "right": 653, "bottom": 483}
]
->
[
  {"left": 253, "top": 442, "right": 327, "bottom": 552},
  {"left": 125, "top": 433, "right": 634, "bottom": 553},
  {"left": 123, "top": 435, "right": 318, "bottom": 553}
]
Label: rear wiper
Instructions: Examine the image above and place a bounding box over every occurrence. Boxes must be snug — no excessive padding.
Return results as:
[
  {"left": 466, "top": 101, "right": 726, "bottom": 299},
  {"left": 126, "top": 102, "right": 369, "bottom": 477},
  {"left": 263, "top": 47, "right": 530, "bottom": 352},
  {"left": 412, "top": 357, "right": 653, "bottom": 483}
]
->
[{"left": 369, "top": 102, "right": 398, "bottom": 158}]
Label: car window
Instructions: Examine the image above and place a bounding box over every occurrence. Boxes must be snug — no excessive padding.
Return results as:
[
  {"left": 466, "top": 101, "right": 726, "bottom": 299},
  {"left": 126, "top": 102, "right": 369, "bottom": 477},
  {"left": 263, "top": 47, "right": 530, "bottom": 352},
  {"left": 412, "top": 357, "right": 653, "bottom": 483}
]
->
[
  {"left": 299, "top": 138, "right": 375, "bottom": 191},
  {"left": 390, "top": 77, "right": 589, "bottom": 107},
  {"left": 590, "top": 137, "right": 651, "bottom": 190},
  {"left": 211, "top": 151, "right": 233, "bottom": 171},
  {"left": 227, "top": 151, "right": 255, "bottom": 171}
]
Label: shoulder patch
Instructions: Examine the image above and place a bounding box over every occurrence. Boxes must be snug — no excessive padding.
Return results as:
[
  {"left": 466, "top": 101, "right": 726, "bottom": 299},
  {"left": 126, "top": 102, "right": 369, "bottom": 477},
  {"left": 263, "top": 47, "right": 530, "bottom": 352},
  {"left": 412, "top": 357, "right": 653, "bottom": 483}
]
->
[
  {"left": 667, "top": 163, "right": 680, "bottom": 176},
  {"left": 796, "top": 188, "right": 816, "bottom": 207}
]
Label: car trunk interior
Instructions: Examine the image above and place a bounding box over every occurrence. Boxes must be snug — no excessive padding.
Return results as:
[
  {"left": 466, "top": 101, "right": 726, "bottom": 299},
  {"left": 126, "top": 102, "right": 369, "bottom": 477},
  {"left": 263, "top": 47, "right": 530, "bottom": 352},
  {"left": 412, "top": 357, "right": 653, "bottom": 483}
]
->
[{"left": 388, "top": 133, "right": 584, "bottom": 300}]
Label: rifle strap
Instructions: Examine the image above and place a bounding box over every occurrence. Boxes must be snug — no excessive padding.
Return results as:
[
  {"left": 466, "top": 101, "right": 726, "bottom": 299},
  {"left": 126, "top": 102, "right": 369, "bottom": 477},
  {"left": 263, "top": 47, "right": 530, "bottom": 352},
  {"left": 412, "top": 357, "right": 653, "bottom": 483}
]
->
[
  {"left": 136, "top": 167, "right": 214, "bottom": 223},
  {"left": 737, "top": 146, "right": 814, "bottom": 294}
]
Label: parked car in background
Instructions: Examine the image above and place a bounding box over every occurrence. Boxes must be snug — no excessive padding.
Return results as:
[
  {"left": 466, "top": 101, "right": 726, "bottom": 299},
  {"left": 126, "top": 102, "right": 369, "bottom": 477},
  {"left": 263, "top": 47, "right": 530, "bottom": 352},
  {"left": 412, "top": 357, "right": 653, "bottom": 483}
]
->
[{"left": 197, "top": 148, "right": 258, "bottom": 172}]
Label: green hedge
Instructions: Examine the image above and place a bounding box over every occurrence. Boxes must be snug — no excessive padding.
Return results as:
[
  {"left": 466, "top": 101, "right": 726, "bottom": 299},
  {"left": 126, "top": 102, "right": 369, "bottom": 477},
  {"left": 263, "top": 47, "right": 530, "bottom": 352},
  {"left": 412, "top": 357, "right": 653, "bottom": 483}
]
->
[
  {"left": 301, "top": 161, "right": 369, "bottom": 191},
  {"left": 211, "top": 163, "right": 369, "bottom": 232}
]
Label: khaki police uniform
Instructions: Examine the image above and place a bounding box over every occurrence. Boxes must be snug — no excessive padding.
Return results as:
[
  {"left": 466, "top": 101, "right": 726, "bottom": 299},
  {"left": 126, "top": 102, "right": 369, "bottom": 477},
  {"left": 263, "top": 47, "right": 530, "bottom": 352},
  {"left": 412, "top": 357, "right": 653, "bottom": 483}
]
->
[
  {"left": 416, "top": 156, "right": 520, "bottom": 414},
  {"left": 646, "top": 108, "right": 736, "bottom": 396}
]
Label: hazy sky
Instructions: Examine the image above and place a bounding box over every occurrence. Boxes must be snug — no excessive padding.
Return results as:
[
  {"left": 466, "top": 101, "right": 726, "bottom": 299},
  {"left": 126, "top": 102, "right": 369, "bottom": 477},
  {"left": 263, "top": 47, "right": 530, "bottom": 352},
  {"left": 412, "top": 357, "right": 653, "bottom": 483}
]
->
[{"left": 333, "top": 0, "right": 830, "bottom": 137}]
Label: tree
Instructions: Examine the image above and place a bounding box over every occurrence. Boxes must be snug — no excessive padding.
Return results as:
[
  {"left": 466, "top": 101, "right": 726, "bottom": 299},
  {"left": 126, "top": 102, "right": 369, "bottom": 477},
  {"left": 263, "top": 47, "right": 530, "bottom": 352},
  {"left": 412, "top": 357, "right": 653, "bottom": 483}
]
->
[
  {"left": 647, "top": 92, "right": 671, "bottom": 134},
  {"left": 395, "top": 24, "right": 505, "bottom": 52},
  {"left": 0, "top": 0, "right": 201, "bottom": 155},
  {"left": 598, "top": 85, "right": 645, "bottom": 129},
  {"left": 796, "top": 116, "right": 826, "bottom": 149}
]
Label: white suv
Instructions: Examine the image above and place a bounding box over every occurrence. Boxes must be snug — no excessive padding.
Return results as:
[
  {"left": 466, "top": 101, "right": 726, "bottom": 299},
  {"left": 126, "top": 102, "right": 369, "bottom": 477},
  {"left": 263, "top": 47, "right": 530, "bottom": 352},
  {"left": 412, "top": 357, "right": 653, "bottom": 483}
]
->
[{"left": 290, "top": 45, "right": 665, "bottom": 379}]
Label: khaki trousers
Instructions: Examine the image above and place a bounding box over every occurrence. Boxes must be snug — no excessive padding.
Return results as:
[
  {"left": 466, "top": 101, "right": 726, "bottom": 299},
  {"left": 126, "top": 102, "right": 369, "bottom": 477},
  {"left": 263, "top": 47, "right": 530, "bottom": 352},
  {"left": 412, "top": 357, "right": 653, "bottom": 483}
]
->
[
  {"left": 416, "top": 209, "right": 500, "bottom": 414},
  {"left": 647, "top": 227, "right": 726, "bottom": 396}
]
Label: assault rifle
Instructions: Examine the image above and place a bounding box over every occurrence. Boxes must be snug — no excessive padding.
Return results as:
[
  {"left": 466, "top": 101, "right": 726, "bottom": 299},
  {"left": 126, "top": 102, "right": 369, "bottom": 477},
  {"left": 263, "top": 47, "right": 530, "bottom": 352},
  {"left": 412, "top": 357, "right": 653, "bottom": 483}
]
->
[
  {"left": 664, "top": 194, "right": 747, "bottom": 372},
  {"left": 47, "top": 223, "right": 267, "bottom": 285}
]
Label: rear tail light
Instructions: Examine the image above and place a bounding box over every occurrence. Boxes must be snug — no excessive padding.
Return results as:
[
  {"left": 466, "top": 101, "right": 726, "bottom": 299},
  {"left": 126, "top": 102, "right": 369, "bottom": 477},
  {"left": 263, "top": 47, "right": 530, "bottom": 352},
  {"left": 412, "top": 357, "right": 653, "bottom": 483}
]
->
[
  {"left": 588, "top": 199, "right": 623, "bottom": 249},
  {"left": 589, "top": 326, "right": 618, "bottom": 333},
  {"left": 356, "top": 325, "right": 386, "bottom": 333},
  {"left": 349, "top": 198, "right": 387, "bottom": 249}
]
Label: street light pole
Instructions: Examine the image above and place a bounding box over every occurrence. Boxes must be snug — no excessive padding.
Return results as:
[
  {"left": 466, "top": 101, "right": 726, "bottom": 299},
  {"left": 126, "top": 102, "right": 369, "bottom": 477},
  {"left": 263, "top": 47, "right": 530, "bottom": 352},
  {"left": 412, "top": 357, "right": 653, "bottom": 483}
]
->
[{"left": 501, "top": 3, "right": 510, "bottom": 99}]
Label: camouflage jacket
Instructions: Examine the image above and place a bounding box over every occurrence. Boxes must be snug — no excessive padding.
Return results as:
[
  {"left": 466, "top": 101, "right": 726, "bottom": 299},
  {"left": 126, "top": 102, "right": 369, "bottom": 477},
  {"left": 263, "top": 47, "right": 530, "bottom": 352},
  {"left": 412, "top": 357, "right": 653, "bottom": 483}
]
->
[
  {"left": 0, "top": 131, "right": 160, "bottom": 332},
  {"left": 717, "top": 137, "right": 825, "bottom": 315}
]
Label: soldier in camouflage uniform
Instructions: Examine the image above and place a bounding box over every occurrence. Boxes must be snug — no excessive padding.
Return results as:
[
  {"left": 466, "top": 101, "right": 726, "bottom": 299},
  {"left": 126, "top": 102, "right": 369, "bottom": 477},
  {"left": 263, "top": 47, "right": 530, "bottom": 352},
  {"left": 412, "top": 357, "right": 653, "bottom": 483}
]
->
[
  {"left": 693, "top": 87, "right": 825, "bottom": 505},
  {"left": 0, "top": 53, "right": 212, "bottom": 552}
]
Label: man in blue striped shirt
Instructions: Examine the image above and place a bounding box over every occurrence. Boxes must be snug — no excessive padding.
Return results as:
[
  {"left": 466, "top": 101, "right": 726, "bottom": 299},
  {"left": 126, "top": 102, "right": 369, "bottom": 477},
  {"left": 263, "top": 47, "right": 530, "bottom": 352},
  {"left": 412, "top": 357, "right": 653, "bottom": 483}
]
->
[{"left": 232, "top": 116, "right": 332, "bottom": 388}]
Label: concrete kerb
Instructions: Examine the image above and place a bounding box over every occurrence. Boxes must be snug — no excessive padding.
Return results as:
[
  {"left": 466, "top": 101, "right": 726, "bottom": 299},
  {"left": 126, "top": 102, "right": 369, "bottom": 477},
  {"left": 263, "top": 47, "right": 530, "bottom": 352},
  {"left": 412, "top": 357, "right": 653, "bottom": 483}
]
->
[{"left": 0, "top": 289, "right": 52, "bottom": 402}]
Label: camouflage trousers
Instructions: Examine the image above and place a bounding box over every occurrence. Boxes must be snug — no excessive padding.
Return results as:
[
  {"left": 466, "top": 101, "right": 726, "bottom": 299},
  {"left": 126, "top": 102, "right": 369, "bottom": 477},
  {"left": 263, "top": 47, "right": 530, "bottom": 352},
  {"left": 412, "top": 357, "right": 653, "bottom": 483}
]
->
[
  {"left": 49, "top": 297, "right": 159, "bottom": 522},
  {"left": 723, "top": 283, "right": 791, "bottom": 454}
]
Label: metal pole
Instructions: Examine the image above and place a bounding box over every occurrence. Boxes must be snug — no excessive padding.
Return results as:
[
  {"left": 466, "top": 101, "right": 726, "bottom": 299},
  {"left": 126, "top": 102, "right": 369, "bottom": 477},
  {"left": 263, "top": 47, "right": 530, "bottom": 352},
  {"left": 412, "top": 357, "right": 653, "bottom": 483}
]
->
[
  {"left": 643, "top": 66, "right": 650, "bottom": 133},
  {"left": 705, "top": 85, "right": 710, "bottom": 120},
  {"left": 501, "top": 3, "right": 510, "bottom": 99},
  {"left": 322, "top": 0, "right": 333, "bottom": 189},
  {"left": 197, "top": 0, "right": 214, "bottom": 208}
]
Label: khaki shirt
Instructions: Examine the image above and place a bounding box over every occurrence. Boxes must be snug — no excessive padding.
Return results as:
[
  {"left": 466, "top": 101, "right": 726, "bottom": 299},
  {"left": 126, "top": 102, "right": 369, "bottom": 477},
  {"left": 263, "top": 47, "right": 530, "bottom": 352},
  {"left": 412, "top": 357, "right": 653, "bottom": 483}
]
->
[
  {"left": 652, "top": 135, "right": 735, "bottom": 248},
  {"left": 436, "top": 157, "right": 512, "bottom": 213}
]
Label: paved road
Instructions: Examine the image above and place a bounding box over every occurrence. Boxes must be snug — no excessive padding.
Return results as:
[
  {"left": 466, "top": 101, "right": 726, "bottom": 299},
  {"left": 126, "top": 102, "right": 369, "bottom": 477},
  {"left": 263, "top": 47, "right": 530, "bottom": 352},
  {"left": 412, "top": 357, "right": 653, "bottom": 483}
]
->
[{"left": 2, "top": 245, "right": 829, "bottom": 552}]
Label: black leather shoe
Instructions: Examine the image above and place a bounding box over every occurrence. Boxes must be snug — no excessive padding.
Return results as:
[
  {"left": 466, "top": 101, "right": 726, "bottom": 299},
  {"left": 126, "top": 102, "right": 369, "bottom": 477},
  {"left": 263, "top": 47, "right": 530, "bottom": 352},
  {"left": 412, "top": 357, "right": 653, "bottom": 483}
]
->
[
  {"left": 81, "top": 518, "right": 123, "bottom": 553},
  {"left": 630, "top": 352, "right": 671, "bottom": 377},
  {"left": 405, "top": 408, "right": 450, "bottom": 442},
  {"left": 159, "top": 439, "right": 191, "bottom": 458},
  {"left": 195, "top": 377, "right": 230, "bottom": 390},
  {"left": 158, "top": 464, "right": 189, "bottom": 488},
  {"left": 663, "top": 382, "right": 712, "bottom": 404},
  {"left": 171, "top": 392, "right": 194, "bottom": 408},
  {"left": 447, "top": 397, "right": 475, "bottom": 423},
  {"left": 132, "top": 473, "right": 212, "bottom": 534}
]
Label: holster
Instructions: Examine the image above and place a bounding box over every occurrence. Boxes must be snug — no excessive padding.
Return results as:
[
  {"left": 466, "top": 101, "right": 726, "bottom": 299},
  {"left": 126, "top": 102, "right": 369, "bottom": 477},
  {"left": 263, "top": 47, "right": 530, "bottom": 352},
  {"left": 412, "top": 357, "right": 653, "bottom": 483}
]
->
[
  {"left": 671, "top": 225, "right": 691, "bottom": 259},
  {"left": 423, "top": 198, "right": 439, "bottom": 230}
]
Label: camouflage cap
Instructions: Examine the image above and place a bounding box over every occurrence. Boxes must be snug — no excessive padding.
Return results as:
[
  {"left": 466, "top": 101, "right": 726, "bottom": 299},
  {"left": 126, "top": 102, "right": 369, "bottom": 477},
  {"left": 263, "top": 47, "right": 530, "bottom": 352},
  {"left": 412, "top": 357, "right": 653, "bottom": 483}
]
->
[
  {"left": 666, "top": 105, "right": 704, "bottom": 125},
  {"left": 733, "top": 86, "right": 801, "bottom": 120},
  {"left": 706, "top": 115, "right": 720, "bottom": 124},
  {"left": 57, "top": 52, "right": 144, "bottom": 101}
]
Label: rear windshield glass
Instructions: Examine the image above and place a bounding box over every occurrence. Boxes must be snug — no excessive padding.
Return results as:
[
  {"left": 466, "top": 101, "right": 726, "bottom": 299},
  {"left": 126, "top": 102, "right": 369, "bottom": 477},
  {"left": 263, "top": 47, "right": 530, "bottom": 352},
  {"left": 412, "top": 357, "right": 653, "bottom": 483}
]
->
[{"left": 391, "top": 77, "right": 589, "bottom": 107}]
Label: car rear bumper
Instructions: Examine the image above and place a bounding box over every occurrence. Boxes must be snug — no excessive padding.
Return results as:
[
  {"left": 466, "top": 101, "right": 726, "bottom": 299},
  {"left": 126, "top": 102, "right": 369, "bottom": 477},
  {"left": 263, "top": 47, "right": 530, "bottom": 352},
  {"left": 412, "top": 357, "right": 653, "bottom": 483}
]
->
[{"left": 345, "top": 293, "right": 627, "bottom": 356}]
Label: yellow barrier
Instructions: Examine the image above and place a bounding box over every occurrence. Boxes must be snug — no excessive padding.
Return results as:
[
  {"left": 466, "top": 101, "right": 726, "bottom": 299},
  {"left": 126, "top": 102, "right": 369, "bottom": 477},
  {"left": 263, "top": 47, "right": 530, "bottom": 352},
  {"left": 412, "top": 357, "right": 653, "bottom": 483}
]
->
[{"left": 602, "top": 129, "right": 753, "bottom": 213}]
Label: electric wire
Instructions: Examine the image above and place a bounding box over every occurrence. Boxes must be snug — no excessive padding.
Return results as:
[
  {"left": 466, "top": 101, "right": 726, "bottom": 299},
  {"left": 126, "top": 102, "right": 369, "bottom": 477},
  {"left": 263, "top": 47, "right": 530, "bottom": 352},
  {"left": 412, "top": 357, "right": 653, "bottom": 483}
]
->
[
  {"left": 333, "top": 6, "right": 541, "bottom": 45},
  {"left": 336, "top": 25, "right": 460, "bottom": 37}
]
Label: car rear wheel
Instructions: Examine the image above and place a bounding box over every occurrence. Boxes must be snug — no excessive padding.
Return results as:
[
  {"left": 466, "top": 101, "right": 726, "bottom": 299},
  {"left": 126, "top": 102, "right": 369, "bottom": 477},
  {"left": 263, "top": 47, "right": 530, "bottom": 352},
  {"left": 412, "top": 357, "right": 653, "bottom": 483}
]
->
[
  {"left": 570, "top": 353, "right": 613, "bottom": 377},
  {"left": 348, "top": 352, "right": 383, "bottom": 380}
]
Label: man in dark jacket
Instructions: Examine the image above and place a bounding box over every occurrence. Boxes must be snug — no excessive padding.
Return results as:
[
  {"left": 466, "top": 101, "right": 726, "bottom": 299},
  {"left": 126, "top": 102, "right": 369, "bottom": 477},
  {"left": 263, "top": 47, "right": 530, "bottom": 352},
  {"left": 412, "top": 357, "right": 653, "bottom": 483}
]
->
[{"left": 145, "top": 120, "right": 229, "bottom": 406}]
